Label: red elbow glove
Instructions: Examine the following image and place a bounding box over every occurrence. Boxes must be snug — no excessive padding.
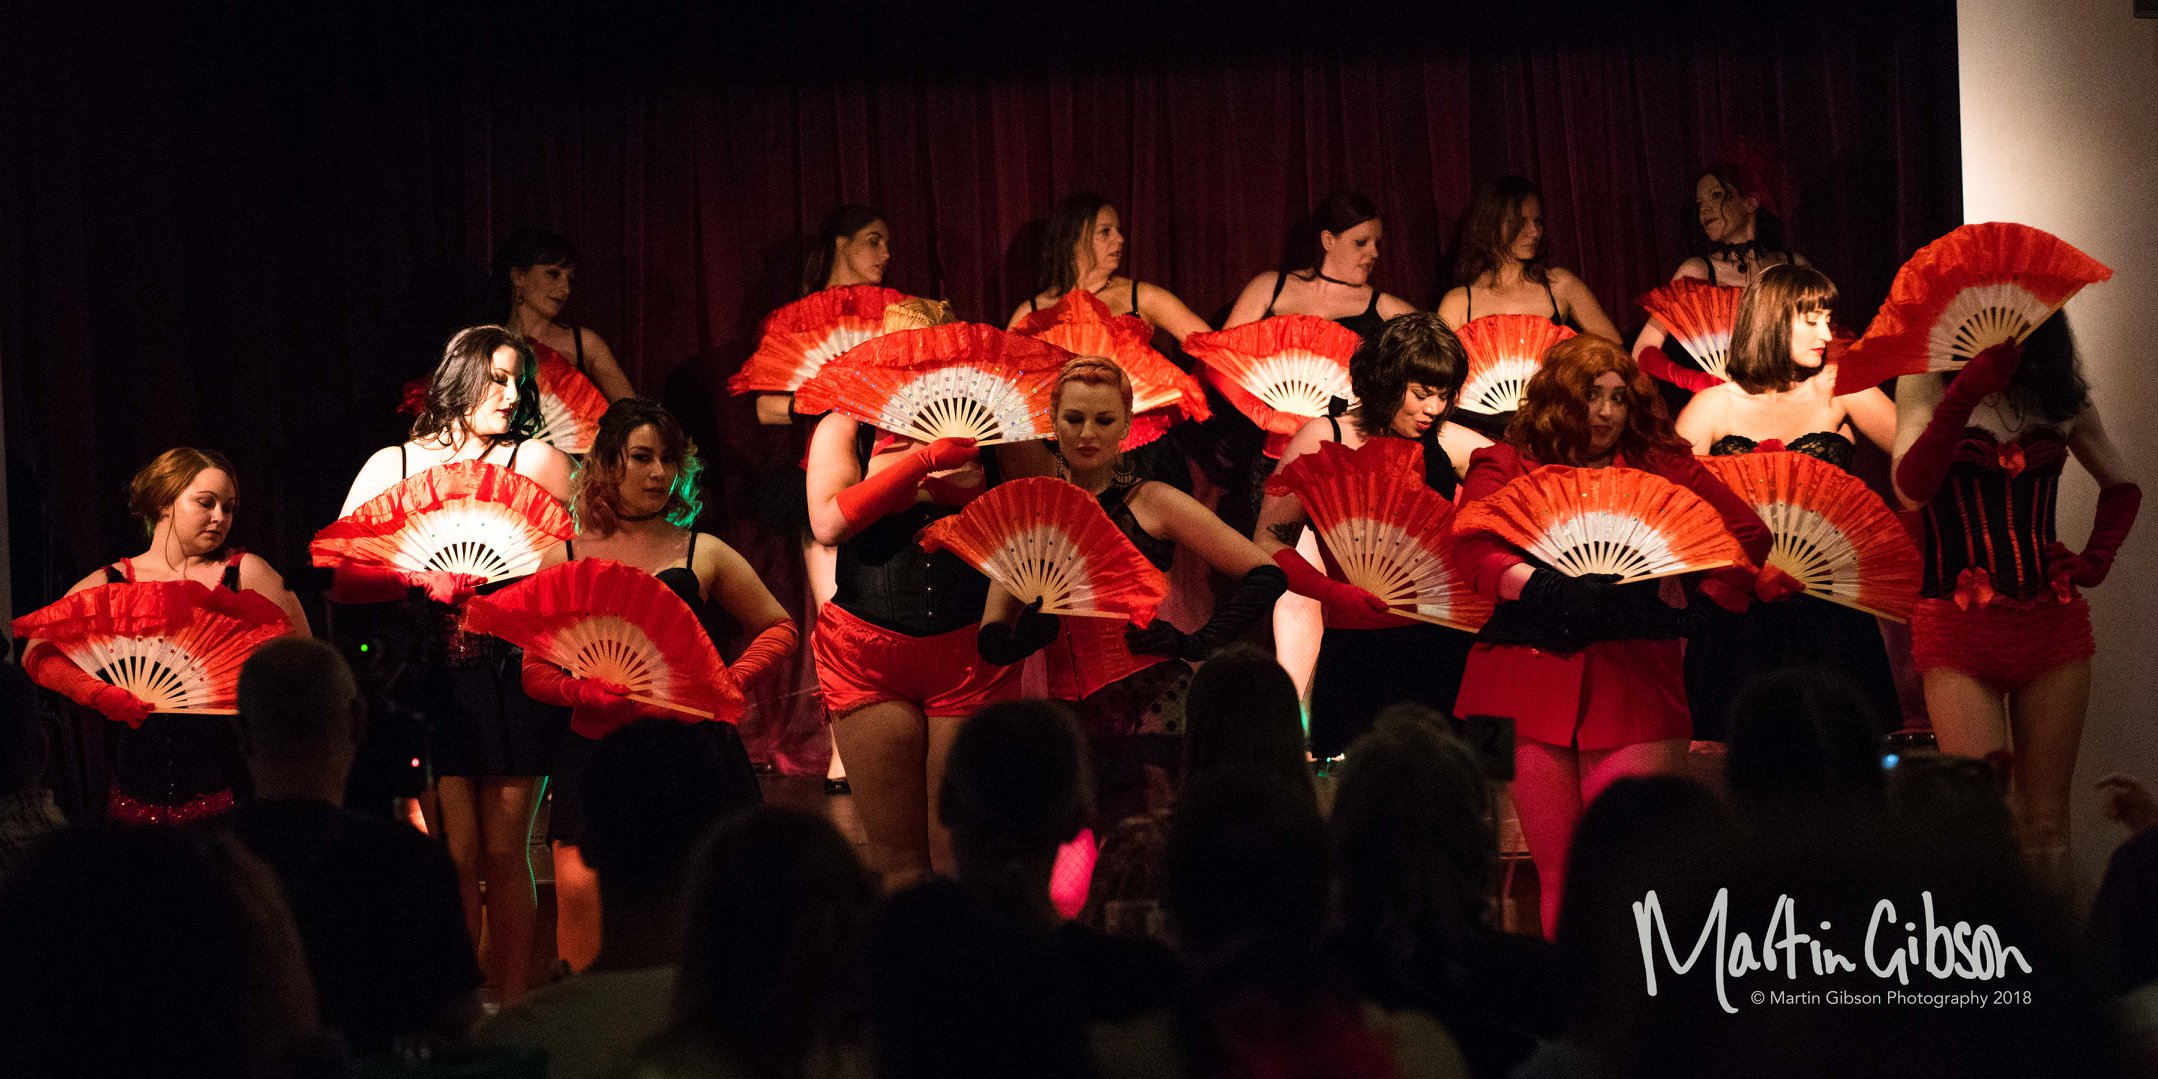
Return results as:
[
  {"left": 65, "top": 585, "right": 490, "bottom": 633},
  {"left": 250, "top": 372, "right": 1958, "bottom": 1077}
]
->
[
  {"left": 729, "top": 619, "right": 800, "bottom": 687},
  {"left": 2047, "top": 482, "right": 2142, "bottom": 590},
  {"left": 834, "top": 438, "right": 978, "bottom": 528},
  {"left": 1894, "top": 343, "right": 2022, "bottom": 503},
  {"left": 1637, "top": 345, "right": 1722, "bottom": 393},
  {"left": 1271, "top": 548, "right": 1392, "bottom": 628},
  {"left": 22, "top": 642, "right": 150, "bottom": 727}
]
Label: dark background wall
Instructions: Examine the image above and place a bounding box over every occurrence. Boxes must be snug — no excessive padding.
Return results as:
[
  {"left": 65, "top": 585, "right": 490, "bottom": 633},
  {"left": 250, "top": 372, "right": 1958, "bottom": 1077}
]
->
[{"left": 0, "top": 0, "right": 1962, "bottom": 762}]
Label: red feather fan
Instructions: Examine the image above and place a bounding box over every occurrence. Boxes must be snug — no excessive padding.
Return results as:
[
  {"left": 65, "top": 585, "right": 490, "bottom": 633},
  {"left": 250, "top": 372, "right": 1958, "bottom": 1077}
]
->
[
  {"left": 1015, "top": 290, "right": 1209, "bottom": 450},
  {"left": 917, "top": 477, "right": 1168, "bottom": 624},
  {"left": 1184, "top": 315, "right": 1361, "bottom": 458},
  {"left": 1836, "top": 223, "right": 2112, "bottom": 391},
  {"left": 310, "top": 461, "right": 576, "bottom": 583},
  {"left": 793, "top": 323, "right": 1068, "bottom": 444},
  {"left": 462, "top": 558, "right": 744, "bottom": 728},
  {"left": 728, "top": 285, "right": 913, "bottom": 394},
  {"left": 1637, "top": 279, "right": 1743, "bottom": 383},
  {"left": 528, "top": 342, "right": 609, "bottom": 454},
  {"left": 1454, "top": 315, "right": 1576, "bottom": 416},
  {"left": 1265, "top": 439, "right": 1490, "bottom": 632},
  {"left": 11, "top": 581, "right": 290, "bottom": 713}
]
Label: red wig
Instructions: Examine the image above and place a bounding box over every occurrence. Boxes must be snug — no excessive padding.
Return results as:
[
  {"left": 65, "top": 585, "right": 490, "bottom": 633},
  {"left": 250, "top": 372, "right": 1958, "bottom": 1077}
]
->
[{"left": 1505, "top": 335, "right": 1689, "bottom": 467}]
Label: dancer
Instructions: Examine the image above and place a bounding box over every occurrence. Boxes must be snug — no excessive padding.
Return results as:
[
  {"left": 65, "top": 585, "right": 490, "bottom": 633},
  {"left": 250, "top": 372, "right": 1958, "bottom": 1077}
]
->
[
  {"left": 522, "top": 398, "right": 794, "bottom": 971},
  {"left": 1893, "top": 314, "right": 2137, "bottom": 892},
  {"left": 1436, "top": 176, "right": 1621, "bottom": 344},
  {"left": 20, "top": 448, "right": 309, "bottom": 823},
  {"left": 756, "top": 205, "right": 894, "bottom": 428},
  {"left": 1252, "top": 313, "right": 1490, "bottom": 759},
  {"left": 1008, "top": 194, "right": 1212, "bottom": 343},
  {"left": 336, "top": 326, "right": 574, "bottom": 1003},
  {"left": 1223, "top": 191, "right": 1417, "bottom": 341},
  {"left": 1453, "top": 334, "right": 1775, "bottom": 933},
  {"left": 1674, "top": 264, "right": 1898, "bottom": 740},
  {"left": 975, "top": 356, "right": 1285, "bottom": 825},
  {"left": 497, "top": 226, "right": 634, "bottom": 402}
]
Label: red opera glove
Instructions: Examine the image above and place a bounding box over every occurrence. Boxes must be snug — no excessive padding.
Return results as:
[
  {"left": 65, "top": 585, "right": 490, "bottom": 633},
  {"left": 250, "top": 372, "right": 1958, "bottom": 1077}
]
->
[
  {"left": 1271, "top": 548, "right": 1393, "bottom": 628},
  {"left": 1699, "top": 565, "right": 1756, "bottom": 613},
  {"left": 22, "top": 642, "right": 151, "bottom": 727},
  {"left": 834, "top": 437, "right": 979, "bottom": 527},
  {"left": 728, "top": 619, "right": 800, "bottom": 687},
  {"left": 1636, "top": 345, "right": 1722, "bottom": 393},
  {"left": 2049, "top": 482, "right": 2141, "bottom": 590},
  {"left": 1894, "top": 342, "right": 2022, "bottom": 503},
  {"left": 1754, "top": 564, "right": 1807, "bottom": 603}
]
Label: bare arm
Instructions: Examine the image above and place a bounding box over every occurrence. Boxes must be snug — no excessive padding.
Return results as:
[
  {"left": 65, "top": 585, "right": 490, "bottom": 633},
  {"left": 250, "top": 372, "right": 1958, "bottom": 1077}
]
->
[
  {"left": 1250, "top": 418, "right": 1333, "bottom": 556},
  {"left": 1834, "top": 385, "right": 1897, "bottom": 451},
  {"left": 1889, "top": 374, "right": 1944, "bottom": 509},
  {"left": 2068, "top": 405, "right": 2138, "bottom": 489},
  {"left": 340, "top": 446, "right": 407, "bottom": 517},
  {"left": 1435, "top": 286, "right": 1470, "bottom": 330},
  {"left": 1436, "top": 421, "right": 1494, "bottom": 476},
  {"left": 1674, "top": 387, "right": 1728, "bottom": 455},
  {"left": 1006, "top": 299, "right": 1037, "bottom": 332},
  {"left": 804, "top": 413, "right": 867, "bottom": 546},
  {"left": 979, "top": 584, "right": 1021, "bottom": 630},
  {"left": 576, "top": 328, "right": 635, "bottom": 401},
  {"left": 1552, "top": 269, "right": 1622, "bottom": 344},
  {"left": 754, "top": 394, "right": 795, "bottom": 427},
  {"left": 1133, "top": 483, "right": 1270, "bottom": 576},
  {"left": 512, "top": 441, "right": 577, "bottom": 504},
  {"left": 1136, "top": 281, "right": 1213, "bottom": 343},
  {"left": 1674, "top": 257, "right": 1713, "bottom": 283},
  {"left": 698, "top": 534, "right": 792, "bottom": 634},
  {"left": 1222, "top": 272, "right": 1282, "bottom": 329},
  {"left": 1375, "top": 291, "right": 1419, "bottom": 319},
  {"left": 237, "top": 555, "right": 313, "bottom": 638}
]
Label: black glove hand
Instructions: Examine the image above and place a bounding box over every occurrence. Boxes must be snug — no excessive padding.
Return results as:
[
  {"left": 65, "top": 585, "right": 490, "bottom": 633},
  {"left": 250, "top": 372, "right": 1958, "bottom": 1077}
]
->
[
  {"left": 1588, "top": 580, "right": 1697, "bottom": 641},
  {"left": 1476, "top": 570, "right": 1619, "bottom": 654},
  {"left": 1124, "top": 619, "right": 1192, "bottom": 658},
  {"left": 977, "top": 598, "right": 1060, "bottom": 665},
  {"left": 1526, "top": 569, "right": 1621, "bottom": 623}
]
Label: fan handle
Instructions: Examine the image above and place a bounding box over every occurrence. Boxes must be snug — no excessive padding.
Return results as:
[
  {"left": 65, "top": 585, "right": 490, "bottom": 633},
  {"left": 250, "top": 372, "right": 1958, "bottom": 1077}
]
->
[
  {"left": 1385, "top": 607, "right": 1483, "bottom": 634},
  {"left": 1604, "top": 560, "right": 1735, "bottom": 587}
]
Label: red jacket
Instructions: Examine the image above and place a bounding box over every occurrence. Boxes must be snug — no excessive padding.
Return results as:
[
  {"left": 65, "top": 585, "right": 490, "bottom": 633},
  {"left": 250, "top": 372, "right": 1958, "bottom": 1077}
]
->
[{"left": 1451, "top": 444, "right": 1771, "bottom": 750}]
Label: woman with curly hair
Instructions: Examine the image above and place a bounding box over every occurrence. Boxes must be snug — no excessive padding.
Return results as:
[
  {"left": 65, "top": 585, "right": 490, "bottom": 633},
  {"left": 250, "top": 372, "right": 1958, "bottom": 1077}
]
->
[
  {"left": 525, "top": 398, "right": 795, "bottom": 969},
  {"left": 1452, "top": 334, "right": 1777, "bottom": 933}
]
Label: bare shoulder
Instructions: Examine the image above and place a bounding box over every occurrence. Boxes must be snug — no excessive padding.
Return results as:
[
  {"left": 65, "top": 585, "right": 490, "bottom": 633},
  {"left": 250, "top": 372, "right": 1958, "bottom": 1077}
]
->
[
  {"left": 235, "top": 552, "right": 289, "bottom": 590},
  {"left": 1674, "top": 258, "right": 1712, "bottom": 282}
]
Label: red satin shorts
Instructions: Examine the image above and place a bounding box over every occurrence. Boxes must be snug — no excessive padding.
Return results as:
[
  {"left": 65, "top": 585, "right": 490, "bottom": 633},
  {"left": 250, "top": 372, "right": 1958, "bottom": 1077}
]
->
[
  {"left": 1909, "top": 595, "right": 2094, "bottom": 693},
  {"left": 812, "top": 602, "right": 1021, "bottom": 719}
]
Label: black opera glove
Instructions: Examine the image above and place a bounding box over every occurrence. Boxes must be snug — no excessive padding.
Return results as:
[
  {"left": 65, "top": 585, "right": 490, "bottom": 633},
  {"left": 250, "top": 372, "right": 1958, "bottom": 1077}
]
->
[
  {"left": 976, "top": 598, "right": 1060, "bottom": 666},
  {"left": 1125, "top": 564, "right": 1288, "bottom": 663},
  {"left": 1585, "top": 579, "right": 1702, "bottom": 642},
  {"left": 1475, "top": 569, "right": 1619, "bottom": 654}
]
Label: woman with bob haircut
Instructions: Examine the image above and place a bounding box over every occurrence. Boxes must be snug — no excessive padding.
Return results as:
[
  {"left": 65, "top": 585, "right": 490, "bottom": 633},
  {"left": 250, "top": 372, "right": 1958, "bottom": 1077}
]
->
[
  {"left": 20, "top": 447, "right": 309, "bottom": 823},
  {"left": 1253, "top": 312, "right": 1492, "bottom": 759},
  {"left": 1436, "top": 175, "right": 1621, "bottom": 345},
  {"left": 1223, "top": 190, "right": 1419, "bottom": 341},
  {"left": 1674, "top": 264, "right": 1898, "bottom": 741},
  {"left": 1007, "top": 193, "right": 1213, "bottom": 343},
  {"left": 1452, "top": 333, "right": 1777, "bottom": 934},
  {"left": 335, "top": 324, "right": 575, "bottom": 1003},
  {"left": 524, "top": 397, "right": 796, "bottom": 970}
]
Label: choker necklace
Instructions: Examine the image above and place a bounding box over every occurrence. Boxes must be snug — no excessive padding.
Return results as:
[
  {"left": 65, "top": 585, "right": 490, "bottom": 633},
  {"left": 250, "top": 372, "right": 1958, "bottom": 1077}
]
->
[
  {"left": 1710, "top": 240, "right": 1768, "bottom": 278},
  {"left": 1312, "top": 269, "right": 1362, "bottom": 287},
  {"left": 618, "top": 509, "right": 666, "bottom": 523}
]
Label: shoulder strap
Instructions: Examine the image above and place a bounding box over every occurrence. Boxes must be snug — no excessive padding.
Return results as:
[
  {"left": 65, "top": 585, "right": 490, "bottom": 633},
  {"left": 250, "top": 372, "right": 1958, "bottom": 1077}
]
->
[
  {"left": 220, "top": 550, "right": 245, "bottom": 592},
  {"left": 505, "top": 438, "right": 523, "bottom": 470},
  {"left": 854, "top": 423, "right": 876, "bottom": 468},
  {"left": 1263, "top": 272, "right": 1289, "bottom": 316},
  {"left": 1363, "top": 287, "right": 1381, "bottom": 316},
  {"left": 398, "top": 443, "right": 408, "bottom": 478},
  {"left": 1326, "top": 415, "right": 1343, "bottom": 441},
  {"left": 1463, "top": 285, "right": 1473, "bottom": 321},
  {"left": 1421, "top": 425, "right": 1458, "bottom": 496},
  {"left": 572, "top": 326, "right": 586, "bottom": 372},
  {"left": 104, "top": 562, "right": 130, "bottom": 585},
  {"left": 1029, "top": 295, "right": 1040, "bottom": 313},
  {"left": 685, "top": 530, "right": 698, "bottom": 564},
  {"left": 1131, "top": 278, "right": 1140, "bottom": 315},
  {"left": 1545, "top": 280, "right": 1561, "bottom": 320}
]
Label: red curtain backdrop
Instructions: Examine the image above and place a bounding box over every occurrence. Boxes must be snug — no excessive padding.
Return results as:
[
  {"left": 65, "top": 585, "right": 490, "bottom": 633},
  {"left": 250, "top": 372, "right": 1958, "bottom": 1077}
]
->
[{"left": 1, "top": 2, "right": 1961, "bottom": 771}]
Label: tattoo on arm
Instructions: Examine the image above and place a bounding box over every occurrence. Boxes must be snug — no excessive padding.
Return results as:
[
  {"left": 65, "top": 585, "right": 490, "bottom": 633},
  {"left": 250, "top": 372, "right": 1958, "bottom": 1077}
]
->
[{"left": 1267, "top": 521, "right": 1305, "bottom": 548}]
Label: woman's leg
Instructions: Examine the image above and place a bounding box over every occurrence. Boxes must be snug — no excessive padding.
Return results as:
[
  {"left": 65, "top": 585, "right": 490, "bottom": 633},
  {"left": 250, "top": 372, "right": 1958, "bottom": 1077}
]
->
[
  {"left": 1579, "top": 739, "right": 1691, "bottom": 807},
  {"left": 2006, "top": 660, "right": 2093, "bottom": 897},
  {"left": 1512, "top": 740, "right": 1584, "bottom": 938},
  {"left": 832, "top": 701, "right": 932, "bottom": 891},
  {"left": 552, "top": 841, "right": 602, "bottom": 973},
  {"left": 477, "top": 775, "right": 542, "bottom": 1003},
  {"left": 430, "top": 775, "right": 484, "bottom": 950},
  {"left": 1923, "top": 667, "right": 2012, "bottom": 760},
  {"left": 924, "top": 713, "right": 971, "bottom": 878}
]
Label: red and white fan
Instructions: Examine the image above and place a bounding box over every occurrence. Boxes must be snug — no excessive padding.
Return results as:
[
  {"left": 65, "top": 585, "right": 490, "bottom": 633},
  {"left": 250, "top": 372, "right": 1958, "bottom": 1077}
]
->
[
  {"left": 529, "top": 345, "right": 609, "bottom": 454},
  {"left": 1454, "top": 315, "right": 1576, "bottom": 416},
  {"left": 793, "top": 323, "right": 1068, "bottom": 444},
  {"left": 1700, "top": 452, "right": 1921, "bottom": 621},
  {"left": 310, "top": 460, "right": 576, "bottom": 584},
  {"left": 1836, "top": 222, "right": 2113, "bottom": 391},
  {"left": 1184, "top": 315, "right": 1360, "bottom": 457},
  {"left": 11, "top": 581, "right": 290, "bottom": 714},
  {"left": 462, "top": 558, "right": 744, "bottom": 725},
  {"left": 728, "top": 285, "right": 912, "bottom": 395},
  {"left": 1453, "top": 465, "right": 1744, "bottom": 583},
  {"left": 1266, "top": 438, "right": 1491, "bottom": 632},
  {"left": 917, "top": 477, "right": 1167, "bottom": 624},
  {"left": 1637, "top": 279, "right": 1742, "bottom": 383},
  {"left": 1016, "top": 290, "right": 1209, "bottom": 449}
]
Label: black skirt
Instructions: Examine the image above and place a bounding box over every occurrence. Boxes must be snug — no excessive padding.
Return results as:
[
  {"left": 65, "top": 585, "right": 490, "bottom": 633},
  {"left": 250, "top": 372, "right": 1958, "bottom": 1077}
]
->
[
  {"left": 546, "top": 721, "right": 761, "bottom": 844},
  {"left": 1308, "top": 622, "right": 1477, "bottom": 759},
  {"left": 1682, "top": 595, "right": 1900, "bottom": 742}
]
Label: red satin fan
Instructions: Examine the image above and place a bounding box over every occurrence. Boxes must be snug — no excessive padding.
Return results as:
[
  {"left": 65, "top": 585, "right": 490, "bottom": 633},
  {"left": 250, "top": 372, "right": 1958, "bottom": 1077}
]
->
[
  {"left": 793, "top": 323, "right": 1068, "bottom": 444},
  {"left": 1700, "top": 452, "right": 1920, "bottom": 621},
  {"left": 917, "top": 477, "right": 1167, "bottom": 624},
  {"left": 11, "top": 581, "right": 290, "bottom": 713},
  {"left": 462, "top": 558, "right": 744, "bottom": 725},
  {"left": 1638, "top": 279, "right": 1743, "bottom": 383},
  {"left": 728, "top": 285, "right": 912, "bottom": 395},
  {"left": 529, "top": 344, "right": 609, "bottom": 454},
  {"left": 1454, "top": 315, "right": 1576, "bottom": 416},
  {"left": 1016, "top": 290, "right": 1209, "bottom": 449},
  {"left": 1837, "top": 223, "right": 2112, "bottom": 391},
  {"left": 311, "top": 461, "right": 576, "bottom": 584},
  {"left": 1185, "top": 315, "right": 1361, "bottom": 457},
  {"left": 1266, "top": 438, "right": 1491, "bottom": 632},
  {"left": 1454, "top": 465, "right": 1744, "bottom": 583}
]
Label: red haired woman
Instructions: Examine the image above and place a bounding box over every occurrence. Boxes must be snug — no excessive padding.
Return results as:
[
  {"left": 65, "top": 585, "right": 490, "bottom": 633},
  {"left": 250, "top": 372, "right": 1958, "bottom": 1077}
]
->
[
  {"left": 21, "top": 448, "right": 310, "bottom": 823},
  {"left": 1453, "top": 335, "right": 1777, "bottom": 933}
]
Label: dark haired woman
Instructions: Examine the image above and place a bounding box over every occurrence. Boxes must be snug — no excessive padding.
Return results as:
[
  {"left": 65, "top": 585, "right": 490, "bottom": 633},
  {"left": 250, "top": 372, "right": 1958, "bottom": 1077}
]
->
[
  {"left": 1252, "top": 313, "right": 1492, "bottom": 759},
  {"left": 1453, "top": 334, "right": 1774, "bottom": 933},
  {"left": 1893, "top": 315, "right": 2138, "bottom": 892},
  {"left": 975, "top": 357, "right": 1285, "bottom": 826},
  {"left": 1006, "top": 194, "right": 1212, "bottom": 343},
  {"left": 1436, "top": 176, "right": 1621, "bottom": 345},
  {"left": 1673, "top": 265, "right": 1898, "bottom": 741},
  {"left": 337, "top": 325, "right": 575, "bottom": 1003},
  {"left": 1631, "top": 148, "right": 1808, "bottom": 390},
  {"left": 496, "top": 226, "right": 634, "bottom": 403},
  {"left": 755, "top": 205, "right": 895, "bottom": 429},
  {"left": 1223, "top": 191, "right": 1418, "bottom": 340},
  {"left": 523, "top": 398, "right": 794, "bottom": 972},
  {"left": 21, "top": 449, "right": 309, "bottom": 824}
]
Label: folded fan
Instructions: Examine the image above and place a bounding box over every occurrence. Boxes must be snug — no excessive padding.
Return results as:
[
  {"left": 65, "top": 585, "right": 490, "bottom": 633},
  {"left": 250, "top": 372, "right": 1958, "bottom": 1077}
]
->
[
  {"left": 1266, "top": 438, "right": 1491, "bottom": 632},
  {"left": 11, "top": 581, "right": 290, "bottom": 714},
  {"left": 1836, "top": 223, "right": 2112, "bottom": 391},
  {"left": 1453, "top": 464, "right": 1744, "bottom": 583},
  {"left": 728, "top": 285, "right": 912, "bottom": 394},
  {"left": 1016, "top": 290, "right": 1209, "bottom": 449},
  {"left": 1637, "top": 279, "right": 1742, "bottom": 383},
  {"left": 462, "top": 558, "right": 743, "bottom": 724},
  {"left": 1454, "top": 315, "right": 1576, "bottom": 415},
  {"left": 1700, "top": 452, "right": 1920, "bottom": 621},
  {"left": 529, "top": 348, "right": 609, "bottom": 454},
  {"left": 310, "top": 460, "right": 576, "bottom": 584},
  {"left": 793, "top": 323, "right": 1067, "bottom": 444},
  {"left": 1184, "top": 315, "right": 1360, "bottom": 457},
  {"left": 917, "top": 477, "right": 1167, "bottom": 624}
]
